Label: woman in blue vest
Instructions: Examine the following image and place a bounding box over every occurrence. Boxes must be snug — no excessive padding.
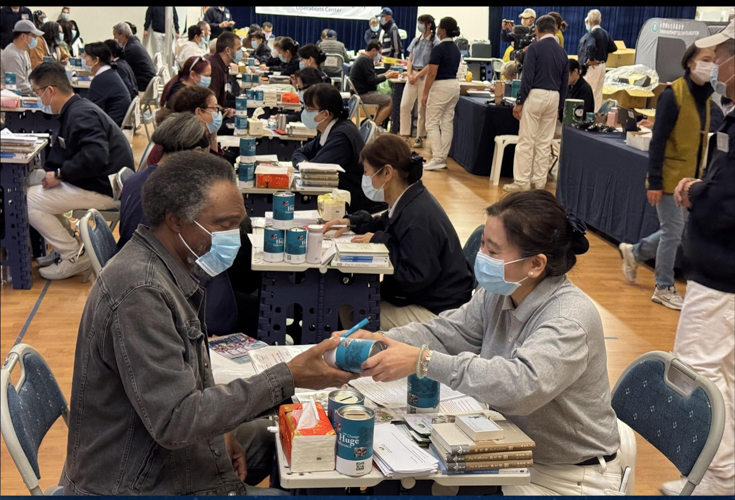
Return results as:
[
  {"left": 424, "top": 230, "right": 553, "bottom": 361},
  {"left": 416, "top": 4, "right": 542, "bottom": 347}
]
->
[{"left": 619, "top": 43, "right": 724, "bottom": 310}]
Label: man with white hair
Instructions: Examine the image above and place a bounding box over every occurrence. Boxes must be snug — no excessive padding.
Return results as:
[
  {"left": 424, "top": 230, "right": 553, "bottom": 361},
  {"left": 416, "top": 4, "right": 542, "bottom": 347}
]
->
[
  {"left": 113, "top": 21, "right": 156, "bottom": 90},
  {"left": 578, "top": 9, "right": 616, "bottom": 111}
]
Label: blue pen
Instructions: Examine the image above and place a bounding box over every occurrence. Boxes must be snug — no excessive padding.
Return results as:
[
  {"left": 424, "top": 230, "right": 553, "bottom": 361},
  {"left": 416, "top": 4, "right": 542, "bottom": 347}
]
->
[{"left": 341, "top": 318, "right": 370, "bottom": 338}]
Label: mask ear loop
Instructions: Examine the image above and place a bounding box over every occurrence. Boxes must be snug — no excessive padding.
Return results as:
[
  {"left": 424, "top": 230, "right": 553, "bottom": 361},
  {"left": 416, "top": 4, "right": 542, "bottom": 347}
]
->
[{"left": 179, "top": 221, "right": 212, "bottom": 259}]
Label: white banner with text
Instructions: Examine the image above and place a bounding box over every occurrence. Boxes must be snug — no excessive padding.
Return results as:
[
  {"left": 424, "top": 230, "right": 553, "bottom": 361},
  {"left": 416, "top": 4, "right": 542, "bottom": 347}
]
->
[{"left": 254, "top": 6, "right": 381, "bottom": 21}]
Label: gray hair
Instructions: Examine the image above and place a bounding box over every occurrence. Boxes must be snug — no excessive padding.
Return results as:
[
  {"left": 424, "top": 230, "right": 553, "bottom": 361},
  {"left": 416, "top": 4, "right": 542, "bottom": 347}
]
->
[
  {"left": 113, "top": 22, "right": 132, "bottom": 38},
  {"left": 369, "top": 17, "right": 379, "bottom": 25},
  {"left": 587, "top": 9, "right": 601, "bottom": 24},
  {"left": 535, "top": 15, "right": 557, "bottom": 34},
  {"left": 501, "top": 61, "right": 519, "bottom": 79},
  {"left": 142, "top": 151, "right": 237, "bottom": 227},
  {"left": 151, "top": 112, "right": 210, "bottom": 153}
]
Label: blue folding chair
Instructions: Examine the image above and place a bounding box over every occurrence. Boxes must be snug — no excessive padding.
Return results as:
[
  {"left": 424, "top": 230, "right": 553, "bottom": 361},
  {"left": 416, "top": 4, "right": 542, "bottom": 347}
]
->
[
  {"left": 79, "top": 208, "right": 118, "bottom": 279},
  {"left": 462, "top": 224, "right": 485, "bottom": 289},
  {"left": 612, "top": 351, "right": 725, "bottom": 495},
  {"left": 1, "top": 344, "right": 68, "bottom": 495}
]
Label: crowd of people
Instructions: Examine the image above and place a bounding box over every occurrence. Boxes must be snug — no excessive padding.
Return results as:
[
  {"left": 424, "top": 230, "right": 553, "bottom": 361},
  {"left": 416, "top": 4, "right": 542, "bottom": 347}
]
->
[{"left": 0, "top": 6, "right": 733, "bottom": 498}]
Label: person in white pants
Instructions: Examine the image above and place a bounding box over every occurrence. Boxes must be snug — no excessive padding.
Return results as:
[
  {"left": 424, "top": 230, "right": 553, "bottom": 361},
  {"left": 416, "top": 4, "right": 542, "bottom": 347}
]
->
[
  {"left": 422, "top": 17, "right": 462, "bottom": 171},
  {"left": 580, "top": 9, "right": 617, "bottom": 112},
  {"left": 505, "top": 16, "right": 569, "bottom": 192},
  {"left": 399, "top": 14, "right": 440, "bottom": 148}
]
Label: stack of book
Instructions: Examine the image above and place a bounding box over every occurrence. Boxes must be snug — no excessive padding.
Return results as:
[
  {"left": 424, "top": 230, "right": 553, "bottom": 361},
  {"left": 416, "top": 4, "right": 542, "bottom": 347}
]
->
[
  {"left": 332, "top": 242, "right": 390, "bottom": 268},
  {"left": 1, "top": 129, "right": 38, "bottom": 160},
  {"left": 298, "top": 162, "right": 345, "bottom": 188},
  {"left": 429, "top": 416, "right": 535, "bottom": 475}
]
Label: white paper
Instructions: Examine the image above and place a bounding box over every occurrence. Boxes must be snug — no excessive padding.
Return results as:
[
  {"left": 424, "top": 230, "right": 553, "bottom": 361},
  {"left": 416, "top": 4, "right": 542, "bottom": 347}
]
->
[
  {"left": 296, "top": 396, "right": 319, "bottom": 429},
  {"left": 255, "top": 154, "right": 279, "bottom": 162},
  {"left": 298, "top": 162, "right": 346, "bottom": 173},
  {"left": 403, "top": 415, "right": 434, "bottom": 435},
  {"left": 372, "top": 424, "right": 438, "bottom": 478},
  {"left": 265, "top": 210, "right": 321, "bottom": 226},
  {"left": 321, "top": 242, "right": 338, "bottom": 265},
  {"left": 348, "top": 378, "right": 467, "bottom": 408},
  {"left": 249, "top": 346, "right": 295, "bottom": 373},
  {"left": 251, "top": 217, "right": 266, "bottom": 229},
  {"left": 438, "top": 396, "right": 484, "bottom": 414},
  {"left": 247, "top": 233, "right": 264, "bottom": 248}
]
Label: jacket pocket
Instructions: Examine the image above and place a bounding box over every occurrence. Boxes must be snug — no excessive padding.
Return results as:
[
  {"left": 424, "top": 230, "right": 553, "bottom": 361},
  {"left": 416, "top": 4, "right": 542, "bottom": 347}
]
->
[{"left": 132, "top": 440, "right": 159, "bottom": 492}]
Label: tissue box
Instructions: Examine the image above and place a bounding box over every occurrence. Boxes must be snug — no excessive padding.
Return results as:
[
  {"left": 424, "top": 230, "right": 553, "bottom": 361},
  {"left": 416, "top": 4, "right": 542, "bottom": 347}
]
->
[
  {"left": 626, "top": 131, "right": 652, "bottom": 152},
  {"left": 279, "top": 403, "right": 336, "bottom": 473},
  {"left": 248, "top": 118, "right": 263, "bottom": 136},
  {"left": 255, "top": 165, "right": 293, "bottom": 189}
]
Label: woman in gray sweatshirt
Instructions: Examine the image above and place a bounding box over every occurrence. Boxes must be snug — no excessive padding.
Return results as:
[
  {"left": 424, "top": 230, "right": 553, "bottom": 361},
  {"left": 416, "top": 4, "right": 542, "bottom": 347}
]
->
[{"left": 349, "top": 190, "right": 622, "bottom": 495}]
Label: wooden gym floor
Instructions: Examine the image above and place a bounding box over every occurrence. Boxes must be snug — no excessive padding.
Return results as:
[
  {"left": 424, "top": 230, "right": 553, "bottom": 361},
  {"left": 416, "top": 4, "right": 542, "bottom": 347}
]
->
[{"left": 1, "top": 131, "right": 682, "bottom": 495}]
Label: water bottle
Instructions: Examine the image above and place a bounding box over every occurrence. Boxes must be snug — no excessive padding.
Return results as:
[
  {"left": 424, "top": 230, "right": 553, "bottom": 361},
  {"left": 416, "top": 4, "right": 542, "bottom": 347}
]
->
[{"left": 268, "top": 115, "right": 277, "bottom": 130}]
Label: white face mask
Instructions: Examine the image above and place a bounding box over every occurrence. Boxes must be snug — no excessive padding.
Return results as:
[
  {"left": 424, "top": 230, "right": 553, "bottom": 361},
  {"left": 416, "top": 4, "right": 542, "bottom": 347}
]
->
[{"left": 690, "top": 60, "right": 715, "bottom": 86}]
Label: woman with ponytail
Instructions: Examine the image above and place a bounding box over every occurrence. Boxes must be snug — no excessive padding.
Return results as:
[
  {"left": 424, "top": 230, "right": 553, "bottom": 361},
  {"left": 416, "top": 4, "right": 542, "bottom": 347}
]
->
[
  {"left": 399, "top": 14, "right": 440, "bottom": 147},
  {"left": 160, "top": 55, "right": 212, "bottom": 108},
  {"left": 292, "top": 83, "right": 384, "bottom": 214},
  {"left": 341, "top": 190, "right": 623, "bottom": 495},
  {"left": 323, "top": 134, "right": 474, "bottom": 329}
]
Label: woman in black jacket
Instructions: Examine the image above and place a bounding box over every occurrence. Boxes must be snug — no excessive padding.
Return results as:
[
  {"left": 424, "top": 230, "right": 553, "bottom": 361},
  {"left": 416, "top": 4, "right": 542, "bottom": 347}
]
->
[
  {"left": 567, "top": 59, "right": 595, "bottom": 116},
  {"left": 296, "top": 43, "right": 331, "bottom": 83},
  {"left": 104, "top": 39, "right": 138, "bottom": 99},
  {"left": 272, "top": 36, "right": 300, "bottom": 76},
  {"left": 83, "top": 42, "right": 132, "bottom": 126},
  {"left": 249, "top": 30, "right": 271, "bottom": 63},
  {"left": 292, "top": 84, "right": 386, "bottom": 214},
  {"left": 323, "top": 134, "right": 475, "bottom": 329}
]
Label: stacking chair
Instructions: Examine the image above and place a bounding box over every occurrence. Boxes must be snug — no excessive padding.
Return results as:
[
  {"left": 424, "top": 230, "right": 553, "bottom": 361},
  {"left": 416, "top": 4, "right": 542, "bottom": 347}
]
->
[
  {"left": 71, "top": 166, "right": 133, "bottom": 232},
  {"left": 120, "top": 96, "right": 141, "bottom": 145},
  {"left": 152, "top": 51, "right": 163, "bottom": 73},
  {"left": 1, "top": 344, "right": 68, "bottom": 495},
  {"left": 323, "top": 53, "right": 345, "bottom": 91},
  {"left": 79, "top": 208, "right": 119, "bottom": 279},
  {"left": 138, "top": 140, "right": 155, "bottom": 171},
  {"left": 359, "top": 119, "right": 378, "bottom": 144},
  {"left": 490, "top": 58, "right": 505, "bottom": 81},
  {"left": 612, "top": 351, "right": 725, "bottom": 496},
  {"left": 140, "top": 76, "right": 161, "bottom": 141},
  {"left": 345, "top": 76, "right": 379, "bottom": 121}
]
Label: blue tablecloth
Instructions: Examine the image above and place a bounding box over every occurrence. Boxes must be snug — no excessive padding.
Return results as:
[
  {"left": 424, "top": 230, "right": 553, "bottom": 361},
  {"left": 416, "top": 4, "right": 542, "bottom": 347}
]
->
[
  {"left": 448, "top": 96, "right": 519, "bottom": 177},
  {"left": 556, "top": 126, "right": 660, "bottom": 244}
]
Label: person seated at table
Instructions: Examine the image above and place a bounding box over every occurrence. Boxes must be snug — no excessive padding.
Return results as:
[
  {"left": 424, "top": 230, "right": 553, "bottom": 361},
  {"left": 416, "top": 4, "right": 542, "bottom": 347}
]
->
[
  {"left": 112, "top": 21, "right": 155, "bottom": 92},
  {"left": 27, "top": 62, "right": 134, "bottom": 280},
  {"left": 296, "top": 43, "right": 331, "bottom": 83},
  {"left": 62, "top": 150, "right": 356, "bottom": 496},
  {"left": 262, "top": 21, "right": 275, "bottom": 39},
  {"left": 320, "top": 29, "right": 350, "bottom": 66},
  {"left": 241, "top": 23, "right": 260, "bottom": 50},
  {"left": 1, "top": 20, "right": 44, "bottom": 95},
  {"left": 248, "top": 30, "right": 270, "bottom": 63},
  {"left": 272, "top": 36, "right": 300, "bottom": 77},
  {"left": 160, "top": 55, "right": 211, "bottom": 108},
  {"left": 618, "top": 42, "right": 724, "bottom": 311},
  {"left": 292, "top": 84, "right": 387, "bottom": 214},
  {"left": 104, "top": 38, "right": 138, "bottom": 99},
  {"left": 350, "top": 40, "right": 398, "bottom": 128},
  {"left": 206, "top": 31, "right": 240, "bottom": 109},
  {"left": 344, "top": 190, "right": 622, "bottom": 495},
  {"left": 259, "top": 35, "right": 284, "bottom": 69},
  {"left": 28, "top": 21, "right": 70, "bottom": 68},
  {"left": 566, "top": 58, "right": 594, "bottom": 116},
  {"left": 83, "top": 42, "right": 132, "bottom": 127},
  {"left": 151, "top": 85, "right": 226, "bottom": 166},
  {"left": 175, "top": 24, "right": 207, "bottom": 68},
  {"left": 323, "top": 134, "right": 474, "bottom": 329}
]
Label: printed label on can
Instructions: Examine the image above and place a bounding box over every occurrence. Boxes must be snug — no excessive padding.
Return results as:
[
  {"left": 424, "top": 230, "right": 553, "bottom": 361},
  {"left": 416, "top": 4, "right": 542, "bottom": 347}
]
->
[
  {"left": 407, "top": 374, "right": 440, "bottom": 413},
  {"left": 285, "top": 228, "right": 307, "bottom": 262},
  {"left": 4, "top": 73, "right": 16, "bottom": 87},
  {"left": 264, "top": 227, "right": 284, "bottom": 262},
  {"left": 328, "top": 389, "right": 365, "bottom": 427},
  {"left": 335, "top": 406, "right": 374, "bottom": 476},
  {"left": 238, "top": 162, "right": 255, "bottom": 183},
  {"left": 236, "top": 96, "right": 248, "bottom": 112},
  {"left": 253, "top": 74, "right": 260, "bottom": 84},
  {"left": 239, "top": 137, "right": 256, "bottom": 156},
  {"left": 248, "top": 57, "right": 255, "bottom": 66},
  {"left": 246, "top": 89, "right": 255, "bottom": 100},
  {"left": 273, "top": 192, "right": 295, "bottom": 222},
  {"left": 243, "top": 73, "right": 252, "bottom": 83},
  {"left": 256, "top": 90, "right": 264, "bottom": 101},
  {"left": 324, "top": 338, "right": 386, "bottom": 374},
  {"left": 234, "top": 116, "right": 249, "bottom": 130}
]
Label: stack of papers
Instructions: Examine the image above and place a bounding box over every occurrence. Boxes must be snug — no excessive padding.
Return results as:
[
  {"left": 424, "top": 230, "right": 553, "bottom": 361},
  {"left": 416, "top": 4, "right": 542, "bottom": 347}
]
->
[
  {"left": 1, "top": 129, "right": 40, "bottom": 159},
  {"left": 372, "top": 424, "right": 438, "bottom": 478},
  {"left": 348, "top": 377, "right": 484, "bottom": 413},
  {"left": 298, "top": 162, "right": 344, "bottom": 188}
]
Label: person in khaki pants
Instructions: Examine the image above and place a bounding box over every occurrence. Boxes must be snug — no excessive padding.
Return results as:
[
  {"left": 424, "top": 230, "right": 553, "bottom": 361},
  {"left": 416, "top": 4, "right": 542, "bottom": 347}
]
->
[
  {"left": 505, "top": 15, "right": 568, "bottom": 192},
  {"left": 579, "top": 9, "right": 617, "bottom": 112}
]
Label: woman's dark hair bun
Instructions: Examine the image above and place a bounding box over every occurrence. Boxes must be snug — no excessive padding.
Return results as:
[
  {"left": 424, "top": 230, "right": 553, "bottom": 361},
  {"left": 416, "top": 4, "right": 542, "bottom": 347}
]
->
[
  {"left": 407, "top": 152, "right": 424, "bottom": 184},
  {"left": 567, "top": 215, "right": 590, "bottom": 255}
]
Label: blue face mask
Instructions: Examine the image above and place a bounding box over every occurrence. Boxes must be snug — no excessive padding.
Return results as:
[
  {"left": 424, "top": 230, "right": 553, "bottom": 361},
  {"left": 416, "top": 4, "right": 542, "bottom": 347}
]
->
[
  {"left": 71, "top": 29, "right": 77, "bottom": 39},
  {"left": 61, "top": 12, "right": 70, "bottom": 20},
  {"left": 252, "top": 41, "right": 259, "bottom": 49},
  {"left": 28, "top": 37, "right": 38, "bottom": 50},
  {"left": 585, "top": 23, "right": 590, "bottom": 32},
  {"left": 180, "top": 221, "right": 241, "bottom": 277},
  {"left": 233, "top": 49, "right": 243, "bottom": 63},
  {"left": 710, "top": 57, "right": 734, "bottom": 96},
  {"left": 301, "top": 108, "right": 323, "bottom": 129},
  {"left": 361, "top": 167, "right": 385, "bottom": 202},
  {"left": 299, "top": 61, "right": 306, "bottom": 70},
  {"left": 206, "top": 110, "right": 222, "bottom": 133},
  {"left": 371, "top": 25, "right": 380, "bottom": 33},
  {"left": 198, "top": 75, "right": 211, "bottom": 88},
  {"left": 474, "top": 252, "right": 529, "bottom": 296},
  {"left": 37, "top": 88, "right": 53, "bottom": 114},
  {"left": 278, "top": 53, "right": 287, "bottom": 63},
  {"left": 417, "top": 23, "right": 425, "bottom": 33},
  {"left": 373, "top": 52, "right": 381, "bottom": 63},
  {"left": 56, "top": 33, "right": 64, "bottom": 43},
  {"left": 204, "top": 34, "right": 211, "bottom": 43}
]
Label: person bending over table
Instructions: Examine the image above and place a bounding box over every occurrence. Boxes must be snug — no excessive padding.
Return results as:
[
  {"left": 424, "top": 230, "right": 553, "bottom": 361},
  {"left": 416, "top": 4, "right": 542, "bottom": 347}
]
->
[
  {"left": 160, "top": 55, "right": 212, "bottom": 108},
  {"left": 28, "top": 62, "right": 134, "bottom": 281},
  {"left": 292, "top": 84, "right": 386, "bottom": 214},
  {"left": 365, "top": 17, "right": 381, "bottom": 47},
  {"left": 323, "top": 134, "right": 474, "bottom": 329},
  {"left": 619, "top": 42, "right": 723, "bottom": 312},
  {"left": 565, "top": 59, "right": 594, "bottom": 117},
  {"left": 83, "top": 42, "right": 132, "bottom": 127},
  {"left": 350, "top": 40, "right": 398, "bottom": 128},
  {"left": 104, "top": 38, "right": 138, "bottom": 99},
  {"left": 341, "top": 190, "right": 622, "bottom": 495},
  {"left": 249, "top": 30, "right": 271, "bottom": 63},
  {"left": 296, "top": 43, "right": 331, "bottom": 83},
  {"left": 62, "top": 151, "right": 355, "bottom": 496}
]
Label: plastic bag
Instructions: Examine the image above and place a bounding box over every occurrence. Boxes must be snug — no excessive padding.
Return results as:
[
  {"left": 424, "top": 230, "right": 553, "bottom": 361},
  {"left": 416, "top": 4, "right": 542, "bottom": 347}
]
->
[
  {"left": 603, "top": 64, "right": 660, "bottom": 95},
  {"left": 377, "top": 80, "right": 392, "bottom": 96}
]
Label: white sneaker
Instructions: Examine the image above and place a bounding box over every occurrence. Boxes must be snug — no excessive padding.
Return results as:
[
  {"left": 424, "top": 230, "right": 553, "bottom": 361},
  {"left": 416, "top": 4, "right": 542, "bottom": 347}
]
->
[
  {"left": 423, "top": 159, "right": 447, "bottom": 171},
  {"left": 661, "top": 478, "right": 687, "bottom": 496},
  {"left": 413, "top": 137, "right": 423, "bottom": 148},
  {"left": 652, "top": 286, "right": 684, "bottom": 310},
  {"left": 618, "top": 242, "right": 639, "bottom": 283},
  {"left": 502, "top": 182, "right": 530, "bottom": 192},
  {"left": 533, "top": 181, "right": 547, "bottom": 190},
  {"left": 39, "top": 253, "right": 92, "bottom": 281},
  {"left": 36, "top": 251, "right": 60, "bottom": 267}
]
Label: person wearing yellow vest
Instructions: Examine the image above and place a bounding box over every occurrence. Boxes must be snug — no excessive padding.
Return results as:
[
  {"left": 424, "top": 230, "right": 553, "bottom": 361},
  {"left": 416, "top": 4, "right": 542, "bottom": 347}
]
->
[{"left": 618, "top": 43, "right": 724, "bottom": 310}]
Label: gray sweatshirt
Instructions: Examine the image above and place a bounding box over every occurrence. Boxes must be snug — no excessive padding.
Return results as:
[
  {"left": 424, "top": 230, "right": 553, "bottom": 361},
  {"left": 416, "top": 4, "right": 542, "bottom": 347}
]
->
[
  {"left": 1, "top": 43, "right": 32, "bottom": 95},
  {"left": 387, "top": 275, "right": 620, "bottom": 465}
]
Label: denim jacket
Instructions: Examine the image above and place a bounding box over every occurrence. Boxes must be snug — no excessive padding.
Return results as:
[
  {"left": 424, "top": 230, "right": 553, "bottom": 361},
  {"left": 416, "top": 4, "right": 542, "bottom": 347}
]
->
[{"left": 62, "top": 225, "right": 295, "bottom": 495}]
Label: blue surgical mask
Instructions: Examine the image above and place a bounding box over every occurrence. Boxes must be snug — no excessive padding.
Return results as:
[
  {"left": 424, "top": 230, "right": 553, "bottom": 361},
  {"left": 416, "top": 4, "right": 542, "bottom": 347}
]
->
[
  {"left": 252, "top": 41, "right": 259, "bottom": 49},
  {"left": 474, "top": 252, "right": 529, "bottom": 296},
  {"left": 28, "top": 37, "right": 38, "bottom": 50},
  {"left": 204, "top": 34, "right": 211, "bottom": 43},
  {"left": 180, "top": 221, "right": 241, "bottom": 277},
  {"left": 585, "top": 23, "right": 590, "bottom": 32},
  {"left": 62, "top": 12, "right": 70, "bottom": 20},
  {"left": 371, "top": 25, "right": 380, "bottom": 33},
  {"left": 417, "top": 23, "right": 425, "bottom": 33},
  {"left": 37, "top": 96, "right": 53, "bottom": 114},
  {"left": 373, "top": 52, "right": 381, "bottom": 63},
  {"left": 233, "top": 49, "right": 243, "bottom": 63},
  {"left": 207, "top": 110, "right": 222, "bottom": 133},
  {"left": 198, "top": 75, "right": 211, "bottom": 88},
  {"left": 361, "top": 167, "right": 385, "bottom": 202},
  {"left": 301, "top": 108, "right": 323, "bottom": 129},
  {"left": 278, "top": 53, "right": 287, "bottom": 63},
  {"left": 299, "top": 61, "right": 306, "bottom": 70},
  {"left": 710, "top": 57, "right": 734, "bottom": 96},
  {"left": 380, "top": 17, "right": 387, "bottom": 26},
  {"left": 56, "top": 33, "right": 64, "bottom": 43}
]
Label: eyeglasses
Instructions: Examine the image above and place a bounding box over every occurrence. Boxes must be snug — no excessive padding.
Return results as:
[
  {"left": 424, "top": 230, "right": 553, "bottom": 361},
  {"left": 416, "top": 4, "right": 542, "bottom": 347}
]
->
[
  {"left": 202, "top": 105, "right": 224, "bottom": 113},
  {"left": 32, "top": 85, "right": 54, "bottom": 97}
]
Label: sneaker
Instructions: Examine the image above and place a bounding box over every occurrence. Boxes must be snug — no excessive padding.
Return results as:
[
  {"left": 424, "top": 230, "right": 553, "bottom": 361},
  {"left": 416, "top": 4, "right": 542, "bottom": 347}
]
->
[
  {"left": 661, "top": 478, "right": 687, "bottom": 496},
  {"left": 36, "top": 251, "right": 60, "bottom": 267},
  {"left": 652, "top": 286, "right": 684, "bottom": 310},
  {"left": 618, "top": 243, "right": 638, "bottom": 283},
  {"left": 423, "top": 159, "right": 447, "bottom": 171},
  {"left": 533, "top": 181, "right": 547, "bottom": 190},
  {"left": 502, "top": 182, "right": 530, "bottom": 193},
  {"left": 39, "top": 253, "right": 92, "bottom": 281},
  {"left": 413, "top": 137, "right": 423, "bottom": 148}
]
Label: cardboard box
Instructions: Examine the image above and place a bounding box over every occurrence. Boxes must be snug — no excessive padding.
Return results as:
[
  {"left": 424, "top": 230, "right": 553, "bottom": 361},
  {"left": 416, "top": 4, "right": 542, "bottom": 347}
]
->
[
  {"left": 606, "top": 41, "right": 636, "bottom": 69},
  {"left": 602, "top": 88, "right": 653, "bottom": 110},
  {"left": 646, "top": 83, "right": 669, "bottom": 109},
  {"left": 626, "top": 131, "right": 652, "bottom": 152},
  {"left": 459, "top": 82, "right": 489, "bottom": 96},
  {"left": 279, "top": 403, "right": 336, "bottom": 473},
  {"left": 255, "top": 165, "right": 293, "bottom": 189}
]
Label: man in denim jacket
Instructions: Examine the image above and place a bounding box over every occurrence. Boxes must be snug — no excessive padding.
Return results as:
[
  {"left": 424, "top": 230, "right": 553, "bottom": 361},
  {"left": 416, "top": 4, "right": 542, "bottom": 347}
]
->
[{"left": 62, "top": 152, "right": 354, "bottom": 495}]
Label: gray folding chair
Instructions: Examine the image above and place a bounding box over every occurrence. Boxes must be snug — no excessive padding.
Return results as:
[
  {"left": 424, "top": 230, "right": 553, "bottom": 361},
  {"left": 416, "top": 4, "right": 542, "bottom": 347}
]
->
[
  {"left": 323, "top": 53, "right": 344, "bottom": 90},
  {"left": 345, "top": 76, "right": 379, "bottom": 121},
  {"left": 138, "top": 140, "right": 155, "bottom": 171},
  {"left": 1, "top": 344, "right": 68, "bottom": 495},
  {"left": 359, "top": 119, "right": 378, "bottom": 144},
  {"left": 612, "top": 351, "right": 725, "bottom": 496},
  {"left": 120, "top": 96, "right": 141, "bottom": 144},
  {"left": 140, "top": 76, "right": 162, "bottom": 141},
  {"left": 79, "top": 208, "right": 119, "bottom": 279},
  {"left": 71, "top": 166, "right": 132, "bottom": 232}
]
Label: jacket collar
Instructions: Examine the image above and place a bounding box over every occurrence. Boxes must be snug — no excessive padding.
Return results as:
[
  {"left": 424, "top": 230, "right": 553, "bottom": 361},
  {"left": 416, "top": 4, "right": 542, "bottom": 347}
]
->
[
  {"left": 130, "top": 225, "right": 200, "bottom": 298},
  {"left": 59, "top": 94, "right": 81, "bottom": 121},
  {"left": 387, "top": 181, "right": 424, "bottom": 222},
  {"left": 501, "top": 274, "right": 567, "bottom": 323}
]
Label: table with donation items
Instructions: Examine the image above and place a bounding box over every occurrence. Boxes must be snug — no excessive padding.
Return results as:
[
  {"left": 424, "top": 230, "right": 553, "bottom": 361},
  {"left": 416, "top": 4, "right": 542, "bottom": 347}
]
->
[
  {"left": 556, "top": 125, "right": 659, "bottom": 244},
  {"left": 209, "top": 338, "right": 532, "bottom": 495},
  {"left": 448, "top": 96, "right": 519, "bottom": 177}
]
